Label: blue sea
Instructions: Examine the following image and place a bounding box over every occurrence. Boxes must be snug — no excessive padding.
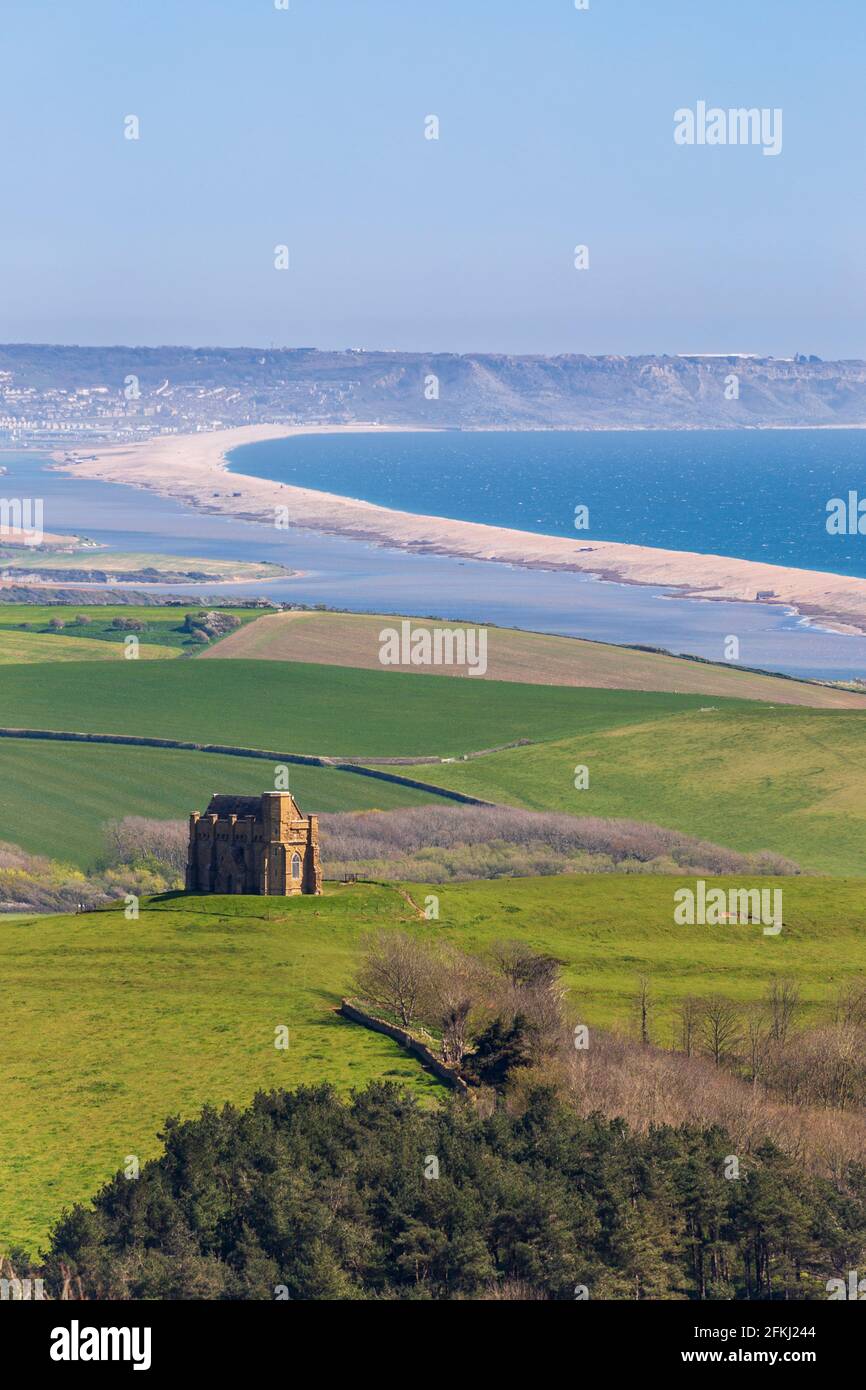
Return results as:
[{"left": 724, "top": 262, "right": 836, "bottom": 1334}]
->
[
  {"left": 3, "top": 437, "right": 866, "bottom": 681},
  {"left": 228, "top": 428, "right": 866, "bottom": 578}
]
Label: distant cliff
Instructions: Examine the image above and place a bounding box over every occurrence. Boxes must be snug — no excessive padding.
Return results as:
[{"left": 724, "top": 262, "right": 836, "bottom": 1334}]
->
[{"left": 2, "top": 344, "right": 866, "bottom": 433}]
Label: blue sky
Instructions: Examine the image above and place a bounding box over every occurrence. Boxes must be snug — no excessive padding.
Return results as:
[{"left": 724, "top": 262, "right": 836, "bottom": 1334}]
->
[{"left": 1, "top": 0, "right": 863, "bottom": 356}]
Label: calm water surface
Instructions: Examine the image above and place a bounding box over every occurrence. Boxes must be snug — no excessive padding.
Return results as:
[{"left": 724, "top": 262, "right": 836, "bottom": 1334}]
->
[{"left": 2, "top": 446, "right": 865, "bottom": 681}]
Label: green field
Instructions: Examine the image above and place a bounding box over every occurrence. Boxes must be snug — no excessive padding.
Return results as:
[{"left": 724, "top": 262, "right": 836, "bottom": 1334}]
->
[
  {"left": 0, "top": 630, "right": 179, "bottom": 663},
  {"left": 0, "top": 604, "right": 259, "bottom": 653},
  {"left": 3, "top": 875, "right": 866, "bottom": 1252},
  {"left": 0, "top": 603, "right": 256, "bottom": 627},
  {"left": 0, "top": 739, "right": 436, "bottom": 866},
  {"left": 2, "top": 607, "right": 865, "bottom": 1262},
  {"left": 0, "top": 658, "right": 749, "bottom": 756},
  {"left": 0, "top": 658, "right": 865, "bottom": 872},
  {"left": 0, "top": 887, "right": 443, "bottom": 1250},
  {"left": 409, "top": 704, "right": 866, "bottom": 876}
]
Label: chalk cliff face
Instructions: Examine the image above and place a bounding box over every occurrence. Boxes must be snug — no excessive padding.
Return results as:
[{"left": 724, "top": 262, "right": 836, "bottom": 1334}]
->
[{"left": 2, "top": 343, "right": 866, "bottom": 432}]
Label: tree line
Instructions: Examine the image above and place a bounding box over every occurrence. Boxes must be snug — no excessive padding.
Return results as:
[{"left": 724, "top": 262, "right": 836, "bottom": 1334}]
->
[{"left": 22, "top": 1080, "right": 866, "bottom": 1300}]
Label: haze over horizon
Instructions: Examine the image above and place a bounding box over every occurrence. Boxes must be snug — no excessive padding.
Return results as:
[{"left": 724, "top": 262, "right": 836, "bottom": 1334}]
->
[
  {"left": 0, "top": 341, "right": 846, "bottom": 359},
  {"left": 2, "top": 0, "right": 864, "bottom": 359}
]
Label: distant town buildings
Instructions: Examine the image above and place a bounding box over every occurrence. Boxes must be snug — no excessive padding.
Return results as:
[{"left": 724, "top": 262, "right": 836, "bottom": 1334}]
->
[{"left": 0, "top": 345, "right": 853, "bottom": 442}]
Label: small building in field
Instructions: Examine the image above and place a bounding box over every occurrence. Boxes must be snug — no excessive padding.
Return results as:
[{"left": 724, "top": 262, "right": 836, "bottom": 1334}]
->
[{"left": 186, "top": 792, "right": 322, "bottom": 896}]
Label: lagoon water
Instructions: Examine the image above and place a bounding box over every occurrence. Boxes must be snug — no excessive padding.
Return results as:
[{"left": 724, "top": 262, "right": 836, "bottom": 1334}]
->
[
  {"left": 3, "top": 442, "right": 866, "bottom": 682},
  {"left": 229, "top": 428, "right": 866, "bottom": 578}
]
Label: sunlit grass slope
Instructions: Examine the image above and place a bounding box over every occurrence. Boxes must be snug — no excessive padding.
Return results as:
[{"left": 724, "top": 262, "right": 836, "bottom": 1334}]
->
[
  {"left": 3, "top": 875, "right": 865, "bottom": 1251},
  {"left": 0, "top": 738, "right": 436, "bottom": 867},
  {"left": 410, "top": 706, "right": 866, "bottom": 876},
  {"left": 0, "top": 659, "right": 733, "bottom": 757}
]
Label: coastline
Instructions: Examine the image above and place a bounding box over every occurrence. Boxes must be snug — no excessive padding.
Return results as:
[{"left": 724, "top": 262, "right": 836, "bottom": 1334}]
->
[
  {"left": 52, "top": 423, "right": 866, "bottom": 638},
  {"left": 0, "top": 573, "right": 303, "bottom": 591},
  {"left": 0, "top": 527, "right": 82, "bottom": 548}
]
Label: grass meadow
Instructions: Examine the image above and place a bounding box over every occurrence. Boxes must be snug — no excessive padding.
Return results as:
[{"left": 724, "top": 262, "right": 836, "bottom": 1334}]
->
[
  {"left": 0, "top": 654, "right": 863, "bottom": 872},
  {"left": 0, "top": 738, "right": 436, "bottom": 867},
  {"left": 0, "top": 603, "right": 259, "bottom": 656},
  {"left": 3, "top": 875, "right": 866, "bottom": 1252},
  {"left": 0, "top": 630, "right": 179, "bottom": 663},
  {"left": 0, "top": 657, "right": 750, "bottom": 755},
  {"left": 1, "top": 607, "right": 865, "bottom": 1255},
  {"left": 408, "top": 705, "right": 866, "bottom": 876}
]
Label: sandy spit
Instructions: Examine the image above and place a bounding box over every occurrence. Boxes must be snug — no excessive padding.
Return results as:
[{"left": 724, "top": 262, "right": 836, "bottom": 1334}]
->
[
  {"left": 52, "top": 424, "right": 866, "bottom": 637},
  {"left": 0, "top": 526, "right": 81, "bottom": 548}
]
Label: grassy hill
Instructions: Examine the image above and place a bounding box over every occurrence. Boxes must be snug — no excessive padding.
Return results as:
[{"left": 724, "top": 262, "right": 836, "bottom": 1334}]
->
[
  {"left": 0, "top": 606, "right": 862, "bottom": 875},
  {"left": 0, "top": 603, "right": 260, "bottom": 654},
  {"left": 0, "top": 658, "right": 864, "bottom": 872},
  {"left": 0, "top": 739, "right": 436, "bottom": 867},
  {"left": 4, "top": 875, "right": 866, "bottom": 1252},
  {"left": 0, "top": 630, "right": 178, "bottom": 663},
  {"left": 204, "top": 609, "right": 866, "bottom": 709},
  {"left": 0, "top": 886, "right": 442, "bottom": 1251},
  {"left": 3, "top": 603, "right": 862, "bottom": 710},
  {"left": 407, "top": 705, "right": 866, "bottom": 876},
  {"left": 0, "top": 659, "right": 725, "bottom": 757}
]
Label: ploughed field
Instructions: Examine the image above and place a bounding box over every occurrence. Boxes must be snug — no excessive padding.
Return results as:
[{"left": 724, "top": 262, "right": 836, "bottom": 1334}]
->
[
  {"left": 3, "top": 876, "right": 865, "bottom": 1253},
  {"left": 204, "top": 609, "right": 866, "bottom": 709}
]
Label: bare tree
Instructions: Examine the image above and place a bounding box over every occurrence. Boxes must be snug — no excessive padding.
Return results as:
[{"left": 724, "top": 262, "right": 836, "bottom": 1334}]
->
[
  {"left": 633, "top": 975, "right": 653, "bottom": 1047},
  {"left": 796, "top": 1024, "right": 866, "bottom": 1112},
  {"left": 318, "top": 805, "right": 801, "bottom": 883},
  {"left": 102, "top": 817, "right": 187, "bottom": 874},
  {"left": 354, "top": 931, "right": 431, "bottom": 1028},
  {"left": 700, "top": 996, "right": 742, "bottom": 1067},
  {"left": 491, "top": 941, "right": 560, "bottom": 993},
  {"left": 766, "top": 978, "right": 801, "bottom": 1047},
  {"left": 744, "top": 1005, "right": 770, "bottom": 1086},
  {"left": 674, "top": 996, "right": 701, "bottom": 1056},
  {"left": 489, "top": 942, "right": 568, "bottom": 1059},
  {"left": 834, "top": 979, "right": 866, "bottom": 1028},
  {"left": 425, "top": 946, "right": 489, "bottom": 1066}
]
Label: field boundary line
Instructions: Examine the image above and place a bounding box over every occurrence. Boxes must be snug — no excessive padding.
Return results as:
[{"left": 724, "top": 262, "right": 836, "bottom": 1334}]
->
[
  {"left": 338, "top": 999, "right": 469, "bottom": 1093},
  {"left": 0, "top": 727, "right": 497, "bottom": 807}
]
